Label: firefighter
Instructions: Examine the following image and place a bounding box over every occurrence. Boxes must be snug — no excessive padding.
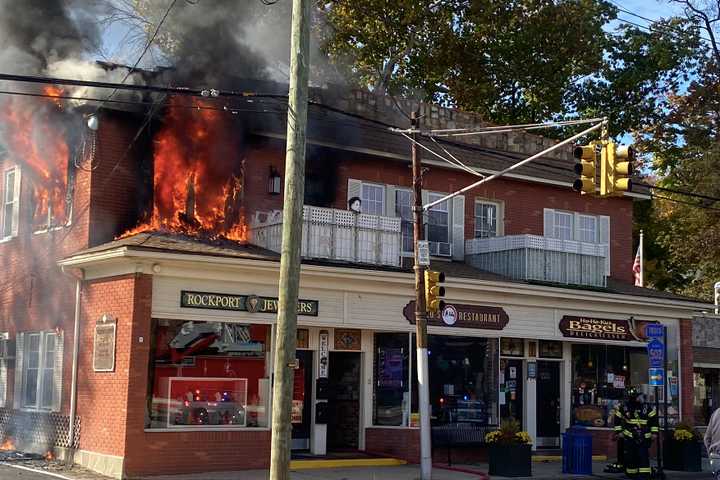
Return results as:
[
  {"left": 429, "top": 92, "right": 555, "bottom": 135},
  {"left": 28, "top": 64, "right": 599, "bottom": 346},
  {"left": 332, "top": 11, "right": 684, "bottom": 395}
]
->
[{"left": 621, "top": 389, "right": 658, "bottom": 479}]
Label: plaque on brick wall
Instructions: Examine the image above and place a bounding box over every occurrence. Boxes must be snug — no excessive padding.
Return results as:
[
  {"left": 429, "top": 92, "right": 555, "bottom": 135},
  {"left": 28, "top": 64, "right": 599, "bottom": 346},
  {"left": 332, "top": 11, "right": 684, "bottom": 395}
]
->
[{"left": 94, "top": 315, "right": 117, "bottom": 372}]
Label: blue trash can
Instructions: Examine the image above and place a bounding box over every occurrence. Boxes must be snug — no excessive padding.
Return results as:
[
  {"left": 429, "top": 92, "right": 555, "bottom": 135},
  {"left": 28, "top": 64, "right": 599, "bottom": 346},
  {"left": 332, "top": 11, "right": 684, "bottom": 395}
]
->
[{"left": 562, "top": 428, "right": 593, "bottom": 474}]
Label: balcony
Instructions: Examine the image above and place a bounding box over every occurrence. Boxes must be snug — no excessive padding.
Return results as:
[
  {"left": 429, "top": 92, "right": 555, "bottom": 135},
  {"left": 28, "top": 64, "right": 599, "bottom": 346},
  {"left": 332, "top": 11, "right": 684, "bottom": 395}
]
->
[
  {"left": 249, "top": 206, "right": 402, "bottom": 267},
  {"left": 465, "top": 235, "right": 607, "bottom": 287}
]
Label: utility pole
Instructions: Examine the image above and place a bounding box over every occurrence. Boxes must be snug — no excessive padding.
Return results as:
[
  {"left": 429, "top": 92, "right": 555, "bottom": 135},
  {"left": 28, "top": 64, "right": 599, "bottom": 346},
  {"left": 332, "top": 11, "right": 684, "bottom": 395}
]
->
[
  {"left": 412, "top": 111, "right": 432, "bottom": 479},
  {"left": 269, "top": 0, "right": 310, "bottom": 479}
]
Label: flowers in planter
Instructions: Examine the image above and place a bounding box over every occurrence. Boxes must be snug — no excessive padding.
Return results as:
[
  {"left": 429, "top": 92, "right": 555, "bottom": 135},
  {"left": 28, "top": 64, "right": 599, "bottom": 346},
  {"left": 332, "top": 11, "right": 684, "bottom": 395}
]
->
[
  {"left": 673, "top": 423, "right": 701, "bottom": 443},
  {"left": 485, "top": 419, "right": 533, "bottom": 445}
]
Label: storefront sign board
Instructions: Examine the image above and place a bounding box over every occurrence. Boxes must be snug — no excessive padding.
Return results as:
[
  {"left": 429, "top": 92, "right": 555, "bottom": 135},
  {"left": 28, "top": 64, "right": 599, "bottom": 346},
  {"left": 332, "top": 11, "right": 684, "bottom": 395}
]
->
[
  {"left": 93, "top": 318, "right": 117, "bottom": 372},
  {"left": 527, "top": 361, "right": 537, "bottom": 379},
  {"left": 334, "top": 329, "right": 361, "bottom": 350},
  {"left": 403, "top": 301, "right": 509, "bottom": 330},
  {"left": 559, "top": 316, "right": 638, "bottom": 341},
  {"left": 181, "top": 291, "right": 319, "bottom": 316}
]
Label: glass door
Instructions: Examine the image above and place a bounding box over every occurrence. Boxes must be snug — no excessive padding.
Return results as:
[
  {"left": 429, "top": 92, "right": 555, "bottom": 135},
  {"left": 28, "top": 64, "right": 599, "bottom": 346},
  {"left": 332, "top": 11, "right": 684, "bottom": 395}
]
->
[
  {"left": 500, "top": 358, "right": 523, "bottom": 427},
  {"left": 536, "top": 361, "right": 561, "bottom": 447}
]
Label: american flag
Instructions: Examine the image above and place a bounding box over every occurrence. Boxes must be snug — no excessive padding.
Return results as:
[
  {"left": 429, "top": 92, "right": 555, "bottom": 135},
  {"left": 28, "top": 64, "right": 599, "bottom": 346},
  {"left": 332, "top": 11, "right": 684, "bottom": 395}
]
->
[{"left": 633, "top": 247, "right": 642, "bottom": 287}]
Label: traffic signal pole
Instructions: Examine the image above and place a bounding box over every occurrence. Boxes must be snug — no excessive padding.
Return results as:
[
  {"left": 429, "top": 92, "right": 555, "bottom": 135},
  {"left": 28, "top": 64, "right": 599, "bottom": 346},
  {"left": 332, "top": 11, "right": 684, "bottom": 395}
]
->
[{"left": 411, "top": 111, "right": 432, "bottom": 480}]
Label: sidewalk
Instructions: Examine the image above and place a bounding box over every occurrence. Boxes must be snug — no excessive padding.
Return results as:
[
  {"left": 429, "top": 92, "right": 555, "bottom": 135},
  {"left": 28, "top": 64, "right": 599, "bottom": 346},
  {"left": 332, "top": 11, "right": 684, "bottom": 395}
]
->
[{"left": 139, "top": 459, "right": 713, "bottom": 480}]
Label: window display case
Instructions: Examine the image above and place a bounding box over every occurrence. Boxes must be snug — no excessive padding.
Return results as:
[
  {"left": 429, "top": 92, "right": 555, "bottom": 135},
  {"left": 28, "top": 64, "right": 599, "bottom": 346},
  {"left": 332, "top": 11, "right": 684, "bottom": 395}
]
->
[{"left": 167, "top": 377, "right": 248, "bottom": 427}]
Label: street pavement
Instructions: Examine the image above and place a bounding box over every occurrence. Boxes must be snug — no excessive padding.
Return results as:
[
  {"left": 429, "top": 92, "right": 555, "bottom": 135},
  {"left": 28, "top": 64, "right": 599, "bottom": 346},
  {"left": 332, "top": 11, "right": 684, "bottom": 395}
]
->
[{"left": 0, "top": 460, "right": 714, "bottom": 480}]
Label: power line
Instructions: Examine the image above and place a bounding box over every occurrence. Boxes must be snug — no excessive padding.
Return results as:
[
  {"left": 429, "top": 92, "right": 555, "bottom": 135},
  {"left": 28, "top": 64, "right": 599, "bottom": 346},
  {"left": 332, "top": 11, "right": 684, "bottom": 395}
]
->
[
  {"left": 637, "top": 182, "right": 720, "bottom": 204},
  {"left": 609, "top": 0, "right": 714, "bottom": 44},
  {"left": 98, "top": 0, "right": 178, "bottom": 109},
  {"left": 652, "top": 193, "right": 720, "bottom": 211}
]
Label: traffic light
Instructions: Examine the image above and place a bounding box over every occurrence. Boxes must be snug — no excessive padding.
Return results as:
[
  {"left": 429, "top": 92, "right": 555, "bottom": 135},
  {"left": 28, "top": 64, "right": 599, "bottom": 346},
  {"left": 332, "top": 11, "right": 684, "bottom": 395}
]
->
[
  {"left": 601, "top": 142, "right": 635, "bottom": 196},
  {"left": 572, "top": 143, "right": 597, "bottom": 195},
  {"left": 424, "top": 270, "right": 446, "bottom": 314}
]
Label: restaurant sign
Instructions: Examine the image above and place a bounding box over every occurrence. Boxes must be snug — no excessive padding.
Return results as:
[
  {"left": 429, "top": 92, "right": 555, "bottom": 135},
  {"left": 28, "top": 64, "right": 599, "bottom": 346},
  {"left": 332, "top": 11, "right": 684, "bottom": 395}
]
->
[
  {"left": 559, "top": 315, "right": 646, "bottom": 341},
  {"left": 403, "top": 301, "right": 508, "bottom": 330},
  {"left": 181, "top": 290, "right": 319, "bottom": 316}
]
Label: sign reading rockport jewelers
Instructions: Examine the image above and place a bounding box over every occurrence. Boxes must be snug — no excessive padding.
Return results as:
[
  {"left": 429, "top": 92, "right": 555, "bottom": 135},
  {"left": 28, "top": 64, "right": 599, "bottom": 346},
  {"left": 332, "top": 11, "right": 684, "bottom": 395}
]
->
[
  {"left": 403, "top": 301, "right": 509, "bottom": 330},
  {"left": 559, "top": 315, "right": 637, "bottom": 341},
  {"left": 181, "top": 291, "right": 319, "bottom": 316}
]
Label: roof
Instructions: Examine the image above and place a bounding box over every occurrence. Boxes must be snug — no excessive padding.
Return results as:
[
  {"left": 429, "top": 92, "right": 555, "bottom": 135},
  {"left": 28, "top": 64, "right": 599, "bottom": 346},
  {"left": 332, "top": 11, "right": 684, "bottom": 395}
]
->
[{"left": 65, "top": 232, "right": 700, "bottom": 304}]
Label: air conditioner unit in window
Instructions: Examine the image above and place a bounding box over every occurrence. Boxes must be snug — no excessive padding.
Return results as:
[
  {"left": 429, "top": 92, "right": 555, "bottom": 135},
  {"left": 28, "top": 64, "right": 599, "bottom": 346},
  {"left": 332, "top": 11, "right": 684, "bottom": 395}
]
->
[
  {"left": 0, "top": 333, "right": 14, "bottom": 360},
  {"left": 428, "top": 241, "right": 452, "bottom": 257}
]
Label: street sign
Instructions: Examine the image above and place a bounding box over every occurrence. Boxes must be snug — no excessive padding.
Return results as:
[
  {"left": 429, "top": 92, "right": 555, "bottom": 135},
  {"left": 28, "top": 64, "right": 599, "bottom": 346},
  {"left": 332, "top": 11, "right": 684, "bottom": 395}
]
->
[
  {"left": 645, "top": 323, "right": 665, "bottom": 339},
  {"left": 647, "top": 338, "right": 665, "bottom": 368},
  {"left": 649, "top": 368, "right": 664, "bottom": 386},
  {"left": 417, "top": 240, "right": 430, "bottom": 266}
]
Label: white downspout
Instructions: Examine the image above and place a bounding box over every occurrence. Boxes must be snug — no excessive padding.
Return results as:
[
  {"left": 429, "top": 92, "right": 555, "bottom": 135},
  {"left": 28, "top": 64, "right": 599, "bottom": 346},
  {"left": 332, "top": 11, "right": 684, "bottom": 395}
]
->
[{"left": 62, "top": 266, "right": 83, "bottom": 454}]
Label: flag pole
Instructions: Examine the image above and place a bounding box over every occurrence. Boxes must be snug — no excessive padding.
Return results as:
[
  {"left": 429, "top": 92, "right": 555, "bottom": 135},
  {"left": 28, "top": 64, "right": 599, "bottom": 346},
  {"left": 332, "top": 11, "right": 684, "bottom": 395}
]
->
[{"left": 639, "top": 229, "right": 644, "bottom": 287}]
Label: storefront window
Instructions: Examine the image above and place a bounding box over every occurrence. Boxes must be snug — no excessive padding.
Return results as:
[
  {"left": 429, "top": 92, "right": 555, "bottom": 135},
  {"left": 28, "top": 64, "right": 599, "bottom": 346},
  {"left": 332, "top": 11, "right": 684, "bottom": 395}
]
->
[
  {"left": 373, "top": 333, "right": 410, "bottom": 426},
  {"left": 571, "top": 344, "right": 679, "bottom": 428},
  {"left": 147, "top": 320, "right": 271, "bottom": 429},
  {"left": 694, "top": 368, "right": 720, "bottom": 426},
  {"left": 428, "top": 336, "right": 498, "bottom": 426}
]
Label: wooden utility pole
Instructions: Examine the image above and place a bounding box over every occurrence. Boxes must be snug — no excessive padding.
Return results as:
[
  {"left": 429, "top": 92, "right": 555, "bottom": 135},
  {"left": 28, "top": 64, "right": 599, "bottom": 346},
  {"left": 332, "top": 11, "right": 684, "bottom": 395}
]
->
[
  {"left": 411, "top": 111, "right": 432, "bottom": 479},
  {"left": 269, "top": 0, "right": 310, "bottom": 479}
]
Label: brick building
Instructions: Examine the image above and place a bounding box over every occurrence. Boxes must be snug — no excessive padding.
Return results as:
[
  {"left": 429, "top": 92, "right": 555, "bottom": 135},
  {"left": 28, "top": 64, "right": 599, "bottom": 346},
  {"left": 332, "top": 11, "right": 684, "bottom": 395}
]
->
[{"left": 0, "top": 85, "right": 711, "bottom": 478}]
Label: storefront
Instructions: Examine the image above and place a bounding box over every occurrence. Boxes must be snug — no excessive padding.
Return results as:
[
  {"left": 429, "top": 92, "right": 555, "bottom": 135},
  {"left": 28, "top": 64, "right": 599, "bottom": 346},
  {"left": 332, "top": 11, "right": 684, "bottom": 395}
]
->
[
  {"left": 57, "top": 239, "right": 704, "bottom": 477},
  {"left": 691, "top": 314, "right": 720, "bottom": 428}
]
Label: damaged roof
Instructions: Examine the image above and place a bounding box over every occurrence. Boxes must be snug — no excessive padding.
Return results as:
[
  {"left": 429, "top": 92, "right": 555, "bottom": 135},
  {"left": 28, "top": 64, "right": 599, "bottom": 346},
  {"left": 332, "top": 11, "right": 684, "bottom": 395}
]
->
[{"left": 64, "top": 232, "right": 701, "bottom": 305}]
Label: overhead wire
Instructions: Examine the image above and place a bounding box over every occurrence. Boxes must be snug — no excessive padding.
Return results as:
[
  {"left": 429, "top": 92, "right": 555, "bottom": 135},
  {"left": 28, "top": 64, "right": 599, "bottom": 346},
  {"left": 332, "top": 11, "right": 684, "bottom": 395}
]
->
[
  {"left": 609, "top": 0, "right": 715, "bottom": 44},
  {"left": 426, "top": 117, "right": 606, "bottom": 136}
]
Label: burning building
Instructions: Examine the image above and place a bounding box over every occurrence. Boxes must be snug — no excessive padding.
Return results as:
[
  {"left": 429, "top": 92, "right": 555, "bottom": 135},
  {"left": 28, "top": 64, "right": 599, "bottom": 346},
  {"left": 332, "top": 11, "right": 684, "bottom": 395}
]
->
[{"left": 0, "top": 78, "right": 710, "bottom": 480}]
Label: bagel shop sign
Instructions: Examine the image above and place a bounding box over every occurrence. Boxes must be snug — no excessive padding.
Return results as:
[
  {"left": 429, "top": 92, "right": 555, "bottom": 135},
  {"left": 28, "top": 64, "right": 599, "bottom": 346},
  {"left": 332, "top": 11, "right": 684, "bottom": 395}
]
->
[
  {"left": 558, "top": 315, "right": 647, "bottom": 341},
  {"left": 180, "top": 290, "right": 319, "bottom": 316}
]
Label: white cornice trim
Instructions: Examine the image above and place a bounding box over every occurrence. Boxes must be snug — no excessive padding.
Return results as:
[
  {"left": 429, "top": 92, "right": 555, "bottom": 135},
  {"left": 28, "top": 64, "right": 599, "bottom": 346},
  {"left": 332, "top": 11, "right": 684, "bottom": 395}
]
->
[{"left": 59, "top": 246, "right": 710, "bottom": 314}]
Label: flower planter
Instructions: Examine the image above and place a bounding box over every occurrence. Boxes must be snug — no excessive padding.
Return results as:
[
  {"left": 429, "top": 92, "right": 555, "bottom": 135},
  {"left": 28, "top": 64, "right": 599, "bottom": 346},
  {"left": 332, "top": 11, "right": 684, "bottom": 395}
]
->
[
  {"left": 664, "top": 432, "right": 702, "bottom": 472},
  {"left": 488, "top": 444, "right": 532, "bottom": 477}
]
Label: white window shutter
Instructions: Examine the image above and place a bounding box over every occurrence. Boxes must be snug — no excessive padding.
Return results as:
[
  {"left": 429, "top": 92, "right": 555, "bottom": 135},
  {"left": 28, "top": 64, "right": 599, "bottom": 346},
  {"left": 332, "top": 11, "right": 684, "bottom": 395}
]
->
[
  {"left": 452, "top": 195, "right": 465, "bottom": 260},
  {"left": 52, "top": 332, "right": 64, "bottom": 412},
  {"left": 599, "top": 215, "right": 610, "bottom": 276},
  {"left": 385, "top": 185, "right": 396, "bottom": 218},
  {"left": 543, "top": 209, "right": 555, "bottom": 237},
  {"left": 13, "top": 332, "right": 24, "bottom": 409},
  {"left": 347, "top": 179, "right": 362, "bottom": 207},
  {"left": 11, "top": 167, "right": 20, "bottom": 237}
]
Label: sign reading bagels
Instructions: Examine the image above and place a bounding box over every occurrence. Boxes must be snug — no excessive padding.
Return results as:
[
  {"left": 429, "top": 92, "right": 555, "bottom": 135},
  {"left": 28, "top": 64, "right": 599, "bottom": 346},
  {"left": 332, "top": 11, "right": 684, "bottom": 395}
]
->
[
  {"left": 559, "top": 315, "right": 640, "bottom": 341},
  {"left": 403, "top": 301, "right": 508, "bottom": 330}
]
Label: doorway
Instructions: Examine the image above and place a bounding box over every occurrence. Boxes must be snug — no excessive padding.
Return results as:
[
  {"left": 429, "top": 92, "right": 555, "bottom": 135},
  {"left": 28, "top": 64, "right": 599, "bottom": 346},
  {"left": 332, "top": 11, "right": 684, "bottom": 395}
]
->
[
  {"left": 536, "top": 361, "right": 561, "bottom": 448},
  {"left": 291, "top": 350, "right": 313, "bottom": 451},
  {"left": 327, "top": 352, "right": 361, "bottom": 451},
  {"left": 500, "top": 358, "right": 524, "bottom": 427}
]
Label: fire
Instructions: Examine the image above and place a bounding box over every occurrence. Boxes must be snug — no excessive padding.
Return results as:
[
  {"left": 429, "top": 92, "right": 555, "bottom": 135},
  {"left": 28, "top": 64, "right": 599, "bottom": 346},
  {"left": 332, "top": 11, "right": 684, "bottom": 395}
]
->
[
  {"left": 0, "top": 90, "right": 70, "bottom": 229},
  {"left": 44, "top": 86, "right": 64, "bottom": 109},
  {"left": 122, "top": 97, "right": 248, "bottom": 242},
  {"left": 0, "top": 438, "right": 15, "bottom": 451},
  {"left": 44, "top": 450, "right": 55, "bottom": 461}
]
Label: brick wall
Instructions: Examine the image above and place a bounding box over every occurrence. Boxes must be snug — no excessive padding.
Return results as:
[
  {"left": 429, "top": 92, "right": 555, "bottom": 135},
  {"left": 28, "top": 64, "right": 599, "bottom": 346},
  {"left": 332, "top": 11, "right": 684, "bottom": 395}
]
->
[
  {"left": 77, "top": 274, "right": 148, "bottom": 457},
  {"left": 365, "top": 427, "right": 420, "bottom": 463},
  {"left": 680, "top": 318, "right": 694, "bottom": 422}
]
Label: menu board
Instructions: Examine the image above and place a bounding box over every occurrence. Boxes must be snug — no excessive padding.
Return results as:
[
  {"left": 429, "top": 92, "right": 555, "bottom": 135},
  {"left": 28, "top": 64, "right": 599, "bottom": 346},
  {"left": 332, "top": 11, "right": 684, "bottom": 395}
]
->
[{"left": 378, "top": 348, "right": 404, "bottom": 389}]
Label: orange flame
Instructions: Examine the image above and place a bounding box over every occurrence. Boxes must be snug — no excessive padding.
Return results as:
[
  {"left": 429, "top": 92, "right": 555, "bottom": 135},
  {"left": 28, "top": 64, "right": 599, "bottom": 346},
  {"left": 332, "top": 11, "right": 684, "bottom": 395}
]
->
[
  {"left": 0, "top": 92, "right": 69, "bottom": 228},
  {"left": 122, "top": 97, "right": 248, "bottom": 242},
  {"left": 44, "top": 450, "right": 55, "bottom": 461},
  {"left": 0, "top": 438, "right": 15, "bottom": 451}
]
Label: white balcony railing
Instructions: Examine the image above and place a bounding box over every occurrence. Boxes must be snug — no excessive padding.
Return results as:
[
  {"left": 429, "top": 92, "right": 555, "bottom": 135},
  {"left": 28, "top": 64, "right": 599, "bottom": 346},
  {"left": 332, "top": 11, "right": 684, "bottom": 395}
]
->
[
  {"left": 249, "top": 206, "right": 402, "bottom": 267},
  {"left": 465, "top": 234, "right": 608, "bottom": 287}
]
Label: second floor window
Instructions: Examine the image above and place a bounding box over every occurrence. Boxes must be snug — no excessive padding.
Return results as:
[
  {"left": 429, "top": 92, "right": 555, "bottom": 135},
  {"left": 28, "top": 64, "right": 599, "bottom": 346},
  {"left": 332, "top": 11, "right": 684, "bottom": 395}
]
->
[
  {"left": 553, "top": 211, "right": 573, "bottom": 240},
  {"left": 427, "top": 193, "right": 450, "bottom": 252},
  {"left": 474, "top": 201, "right": 499, "bottom": 238},
  {"left": 361, "top": 183, "right": 385, "bottom": 216},
  {"left": 578, "top": 214, "right": 598, "bottom": 243},
  {"left": 2, "top": 167, "right": 20, "bottom": 239}
]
